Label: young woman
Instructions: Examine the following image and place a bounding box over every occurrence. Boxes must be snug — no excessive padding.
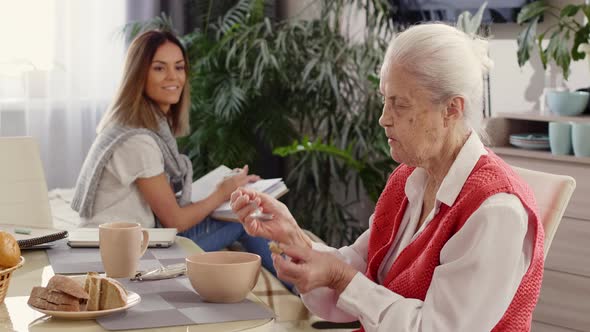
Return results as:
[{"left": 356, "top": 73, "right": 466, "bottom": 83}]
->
[{"left": 72, "top": 30, "right": 278, "bottom": 276}]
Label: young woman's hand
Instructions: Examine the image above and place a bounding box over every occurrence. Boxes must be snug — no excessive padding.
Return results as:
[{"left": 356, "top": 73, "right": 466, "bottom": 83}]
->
[
  {"left": 216, "top": 165, "right": 260, "bottom": 200},
  {"left": 230, "top": 188, "right": 312, "bottom": 248}
]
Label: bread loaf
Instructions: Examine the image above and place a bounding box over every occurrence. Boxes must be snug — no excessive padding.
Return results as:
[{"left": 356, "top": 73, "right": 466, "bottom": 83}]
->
[
  {"left": 29, "top": 273, "right": 128, "bottom": 312},
  {"left": 0, "top": 231, "right": 20, "bottom": 269}
]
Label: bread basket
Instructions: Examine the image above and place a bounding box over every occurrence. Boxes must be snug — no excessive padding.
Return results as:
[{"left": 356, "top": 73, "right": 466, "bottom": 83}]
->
[{"left": 0, "top": 256, "right": 25, "bottom": 303}]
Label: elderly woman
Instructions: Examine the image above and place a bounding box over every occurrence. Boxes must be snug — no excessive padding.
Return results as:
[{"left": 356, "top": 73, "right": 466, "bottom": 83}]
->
[{"left": 230, "top": 23, "right": 544, "bottom": 331}]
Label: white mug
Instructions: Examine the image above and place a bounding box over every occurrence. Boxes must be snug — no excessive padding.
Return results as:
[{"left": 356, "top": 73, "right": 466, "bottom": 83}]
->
[{"left": 99, "top": 222, "right": 149, "bottom": 278}]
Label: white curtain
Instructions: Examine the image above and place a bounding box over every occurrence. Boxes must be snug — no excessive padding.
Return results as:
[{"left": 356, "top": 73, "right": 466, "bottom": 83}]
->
[{"left": 0, "top": 0, "right": 126, "bottom": 189}]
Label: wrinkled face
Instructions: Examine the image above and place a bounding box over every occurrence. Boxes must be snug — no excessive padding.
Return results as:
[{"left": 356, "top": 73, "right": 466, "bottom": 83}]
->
[
  {"left": 378, "top": 64, "right": 446, "bottom": 167},
  {"left": 145, "top": 41, "right": 186, "bottom": 113}
]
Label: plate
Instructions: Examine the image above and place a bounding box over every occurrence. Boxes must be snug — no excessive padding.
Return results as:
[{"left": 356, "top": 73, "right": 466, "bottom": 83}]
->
[
  {"left": 27, "top": 276, "right": 141, "bottom": 320},
  {"left": 509, "top": 133, "right": 549, "bottom": 142},
  {"left": 509, "top": 133, "right": 550, "bottom": 150}
]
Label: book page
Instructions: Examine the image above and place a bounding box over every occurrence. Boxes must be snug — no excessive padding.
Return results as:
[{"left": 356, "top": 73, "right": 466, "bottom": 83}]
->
[{"left": 190, "top": 165, "right": 232, "bottom": 202}]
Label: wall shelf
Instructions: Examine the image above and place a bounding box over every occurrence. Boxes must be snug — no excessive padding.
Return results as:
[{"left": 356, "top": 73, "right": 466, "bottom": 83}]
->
[
  {"left": 495, "top": 111, "right": 590, "bottom": 123},
  {"left": 491, "top": 147, "right": 590, "bottom": 165}
]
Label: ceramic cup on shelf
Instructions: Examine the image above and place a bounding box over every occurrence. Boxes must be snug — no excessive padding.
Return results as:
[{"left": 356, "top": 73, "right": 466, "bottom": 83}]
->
[
  {"left": 572, "top": 123, "right": 590, "bottom": 157},
  {"left": 99, "top": 221, "right": 149, "bottom": 278},
  {"left": 548, "top": 122, "right": 572, "bottom": 155}
]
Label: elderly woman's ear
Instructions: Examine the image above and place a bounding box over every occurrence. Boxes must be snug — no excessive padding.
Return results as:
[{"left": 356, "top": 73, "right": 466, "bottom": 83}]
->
[{"left": 443, "top": 96, "right": 465, "bottom": 128}]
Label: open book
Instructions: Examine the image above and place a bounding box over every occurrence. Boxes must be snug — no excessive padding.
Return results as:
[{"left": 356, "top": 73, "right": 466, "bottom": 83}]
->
[{"left": 190, "top": 165, "right": 288, "bottom": 221}]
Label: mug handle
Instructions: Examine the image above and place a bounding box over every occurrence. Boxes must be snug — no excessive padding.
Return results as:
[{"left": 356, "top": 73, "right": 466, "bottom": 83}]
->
[{"left": 139, "top": 229, "right": 150, "bottom": 256}]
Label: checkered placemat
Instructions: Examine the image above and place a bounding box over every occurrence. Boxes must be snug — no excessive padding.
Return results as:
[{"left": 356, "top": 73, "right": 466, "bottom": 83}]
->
[
  {"left": 46, "top": 240, "right": 187, "bottom": 274},
  {"left": 45, "top": 241, "right": 274, "bottom": 329},
  {"left": 96, "top": 277, "right": 274, "bottom": 330}
]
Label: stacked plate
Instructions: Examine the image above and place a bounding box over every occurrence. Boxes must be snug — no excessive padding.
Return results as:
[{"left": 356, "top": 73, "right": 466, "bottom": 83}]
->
[{"left": 509, "top": 134, "right": 550, "bottom": 150}]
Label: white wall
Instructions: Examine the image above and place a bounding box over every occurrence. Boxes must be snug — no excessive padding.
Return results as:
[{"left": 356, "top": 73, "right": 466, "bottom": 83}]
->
[{"left": 489, "top": 23, "right": 589, "bottom": 114}]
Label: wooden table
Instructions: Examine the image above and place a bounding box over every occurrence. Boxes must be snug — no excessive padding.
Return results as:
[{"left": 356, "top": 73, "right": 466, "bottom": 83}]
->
[{"left": 1, "top": 237, "right": 274, "bottom": 332}]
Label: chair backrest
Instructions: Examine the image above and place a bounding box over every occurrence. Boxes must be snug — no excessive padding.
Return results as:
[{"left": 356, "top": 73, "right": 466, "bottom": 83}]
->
[
  {"left": 0, "top": 137, "right": 53, "bottom": 227},
  {"left": 511, "top": 166, "right": 576, "bottom": 259}
]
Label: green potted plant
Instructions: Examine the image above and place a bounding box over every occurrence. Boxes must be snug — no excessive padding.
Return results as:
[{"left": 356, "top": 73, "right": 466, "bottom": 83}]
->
[
  {"left": 125, "top": 0, "right": 397, "bottom": 246},
  {"left": 516, "top": 1, "right": 590, "bottom": 116},
  {"left": 516, "top": 0, "right": 590, "bottom": 81}
]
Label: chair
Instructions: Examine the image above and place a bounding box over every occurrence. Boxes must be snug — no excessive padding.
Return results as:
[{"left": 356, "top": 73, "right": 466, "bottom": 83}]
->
[
  {"left": 0, "top": 137, "right": 53, "bottom": 227},
  {"left": 511, "top": 166, "right": 576, "bottom": 258}
]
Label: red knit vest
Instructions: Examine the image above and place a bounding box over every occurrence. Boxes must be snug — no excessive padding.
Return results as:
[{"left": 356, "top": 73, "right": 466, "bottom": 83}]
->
[{"left": 359, "top": 152, "right": 544, "bottom": 331}]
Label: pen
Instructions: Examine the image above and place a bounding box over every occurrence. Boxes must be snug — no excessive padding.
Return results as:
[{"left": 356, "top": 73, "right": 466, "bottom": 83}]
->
[
  {"left": 223, "top": 169, "right": 242, "bottom": 179},
  {"left": 15, "top": 228, "right": 32, "bottom": 235}
]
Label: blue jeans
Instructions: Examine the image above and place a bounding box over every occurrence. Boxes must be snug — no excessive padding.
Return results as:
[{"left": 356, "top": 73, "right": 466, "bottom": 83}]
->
[{"left": 175, "top": 217, "right": 279, "bottom": 280}]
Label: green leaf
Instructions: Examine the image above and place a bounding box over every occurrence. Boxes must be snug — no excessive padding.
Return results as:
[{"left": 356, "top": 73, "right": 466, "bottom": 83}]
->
[
  {"left": 517, "top": 1, "right": 549, "bottom": 24},
  {"left": 536, "top": 32, "right": 547, "bottom": 68},
  {"left": 468, "top": 1, "right": 487, "bottom": 34},
  {"left": 572, "top": 25, "right": 590, "bottom": 60},
  {"left": 367, "top": 73, "right": 380, "bottom": 88},
  {"left": 517, "top": 17, "right": 539, "bottom": 67},
  {"left": 456, "top": 11, "right": 472, "bottom": 33},
  {"left": 272, "top": 139, "right": 364, "bottom": 171},
  {"left": 560, "top": 4, "right": 581, "bottom": 17},
  {"left": 546, "top": 30, "right": 561, "bottom": 60},
  {"left": 555, "top": 37, "right": 571, "bottom": 80},
  {"left": 457, "top": 1, "right": 487, "bottom": 35}
]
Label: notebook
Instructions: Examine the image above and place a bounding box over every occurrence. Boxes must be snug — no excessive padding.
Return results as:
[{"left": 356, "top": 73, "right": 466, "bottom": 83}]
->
[
  {"left": 190, "top": 165, "right": 289, "bottom": 221},
  {"left": 67, "top": 228, "right": 178, "bottom": 248},
  {"left": 0, "top": 224, "right": 68, "bottom": 249}
]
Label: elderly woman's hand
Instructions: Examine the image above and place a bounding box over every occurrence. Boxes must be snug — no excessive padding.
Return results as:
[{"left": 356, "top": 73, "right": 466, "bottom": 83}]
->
[
  {"left": 216, "top": 165, "right": 260, "bottom": 200},
  {"left": 230, "top": 188, "right": 312, "bottom": 248},
  {"left": 272, "top": 244, "right": 357, "bottom": 294}
]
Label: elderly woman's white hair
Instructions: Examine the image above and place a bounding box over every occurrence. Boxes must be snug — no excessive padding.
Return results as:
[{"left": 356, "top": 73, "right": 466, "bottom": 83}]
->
[{"left": 381, "top": 23, "right": 493, "bottom": 140}]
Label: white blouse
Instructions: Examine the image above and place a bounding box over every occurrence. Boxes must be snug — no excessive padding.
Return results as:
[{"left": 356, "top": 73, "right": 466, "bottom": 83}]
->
[
  {"left": 80, "top": 134, "right": 164, "bottom": 228},
  {"left": 301, "top": 133, "right": 534, "bottom": 332}
]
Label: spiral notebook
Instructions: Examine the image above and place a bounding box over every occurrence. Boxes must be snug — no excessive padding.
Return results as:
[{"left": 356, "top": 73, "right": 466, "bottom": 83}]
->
[{"left": 0, "top": 224, "right": 68, "bottom": 249}]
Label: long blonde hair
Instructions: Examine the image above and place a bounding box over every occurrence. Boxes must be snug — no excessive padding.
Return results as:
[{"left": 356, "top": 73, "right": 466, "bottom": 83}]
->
[{"left": 98, "top": 30, "right": 190, "bottom": 136}]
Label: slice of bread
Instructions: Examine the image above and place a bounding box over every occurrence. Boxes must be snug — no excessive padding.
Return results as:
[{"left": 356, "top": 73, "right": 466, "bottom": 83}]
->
[
  {"left": 99, "top": 277, "right": 127, "bottom": 310},
  {"left": 84, "top": 271, "right": 99, "bottom": 291},
  {"left": 28, "top": 286, "right": 81, "bottom": 311},
  {"left": 46, "top": 275, "right": 89, "bottom": 300},
  {"left": 83, "top": 272, "right": 128, "bottom": 311},
  {"left": 84, "top": 273, "right": 102, "bottom": 311},
  {"left": 268, "top": 241, "right": 284, "bottom": 255},
  {"left": 28, "top": 295, "right": 80, "bottom": 312}
]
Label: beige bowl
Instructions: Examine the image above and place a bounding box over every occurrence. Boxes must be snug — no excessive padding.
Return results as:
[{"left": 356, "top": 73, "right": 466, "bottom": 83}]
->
[{"left": 186, "top": 251, "right": 261, "bottom": 303}]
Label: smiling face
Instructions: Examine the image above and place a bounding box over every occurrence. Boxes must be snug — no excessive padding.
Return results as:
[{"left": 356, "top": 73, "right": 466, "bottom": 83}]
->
[
  {"left": 378, "top": 64, "right": 449, "bottom": 167},
  {"left": 145, "top": 41, "right": 186, "bottom": 113}
]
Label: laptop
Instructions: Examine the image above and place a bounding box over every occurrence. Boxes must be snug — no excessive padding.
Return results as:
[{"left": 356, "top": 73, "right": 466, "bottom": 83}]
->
[{"left": 67, "top": 228, "right": 178, "bottom": 248}]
